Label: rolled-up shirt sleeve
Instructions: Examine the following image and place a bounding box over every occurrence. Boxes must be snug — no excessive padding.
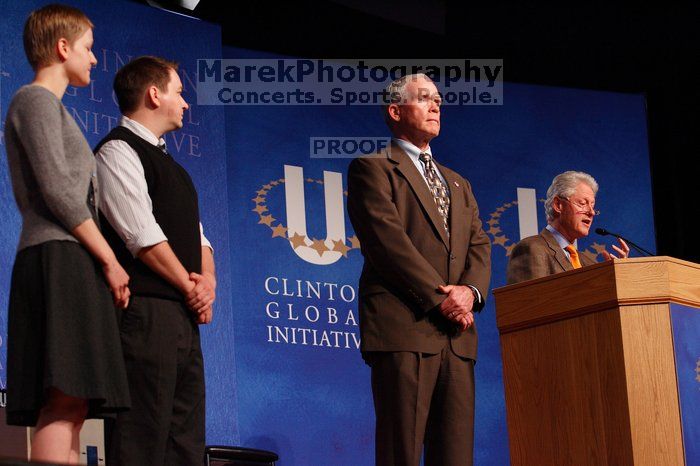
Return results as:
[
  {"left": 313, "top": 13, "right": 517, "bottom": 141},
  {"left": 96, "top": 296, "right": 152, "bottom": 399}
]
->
[
  {"left": 200, "top": 223, "right": 213, "bottom": 253},
  {"left": 96, "top": 140, "right": 167, "bottom": 257}
]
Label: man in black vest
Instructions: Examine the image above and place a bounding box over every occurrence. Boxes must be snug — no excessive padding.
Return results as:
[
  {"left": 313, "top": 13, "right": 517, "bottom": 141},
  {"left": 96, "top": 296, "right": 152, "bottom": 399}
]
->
[{"left": 95, "top": 56, "right": 215, "bottom": 466}]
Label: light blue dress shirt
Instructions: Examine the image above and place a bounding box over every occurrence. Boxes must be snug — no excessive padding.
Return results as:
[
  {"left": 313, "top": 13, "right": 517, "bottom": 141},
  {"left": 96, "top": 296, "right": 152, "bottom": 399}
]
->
[{"left": 545, "top": 224, "right": 577, "bottom": 260}]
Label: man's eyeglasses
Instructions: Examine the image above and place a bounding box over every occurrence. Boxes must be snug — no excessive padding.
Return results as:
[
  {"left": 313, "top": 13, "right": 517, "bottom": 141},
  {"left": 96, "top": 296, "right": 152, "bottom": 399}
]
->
[{"left": 559, "top": 197, "right": 601, "bottom": 215}]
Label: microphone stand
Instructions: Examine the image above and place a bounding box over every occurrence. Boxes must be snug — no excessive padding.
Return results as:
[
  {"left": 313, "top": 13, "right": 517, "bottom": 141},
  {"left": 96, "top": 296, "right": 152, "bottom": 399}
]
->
[{"left": 596, "top": 228, "right": 654, "bottom": 257}]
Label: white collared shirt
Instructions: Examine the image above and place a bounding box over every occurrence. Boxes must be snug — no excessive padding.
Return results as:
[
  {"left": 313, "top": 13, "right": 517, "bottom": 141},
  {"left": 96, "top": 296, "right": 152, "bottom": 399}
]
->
[
  {"left": 95, "top": 116, "right": 211, "bottom": 257},
  {"left": 546, "top": 224, "right": 577, "bottom": 260},
  {"left": 393, "top": 138, "right": 450, "bottom": 194}
]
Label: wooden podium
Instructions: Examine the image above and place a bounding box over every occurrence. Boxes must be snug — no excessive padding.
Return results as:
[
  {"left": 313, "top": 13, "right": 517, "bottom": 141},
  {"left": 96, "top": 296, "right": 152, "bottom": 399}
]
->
[{"left": 493, "top": 257, "right": 700, "bottom": 466}]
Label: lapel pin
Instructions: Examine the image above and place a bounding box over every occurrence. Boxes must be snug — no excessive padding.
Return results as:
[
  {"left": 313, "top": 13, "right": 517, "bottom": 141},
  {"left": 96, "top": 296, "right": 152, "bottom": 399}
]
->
[{"left": 454, "top": 181, "right": 460, "bottom": 187}]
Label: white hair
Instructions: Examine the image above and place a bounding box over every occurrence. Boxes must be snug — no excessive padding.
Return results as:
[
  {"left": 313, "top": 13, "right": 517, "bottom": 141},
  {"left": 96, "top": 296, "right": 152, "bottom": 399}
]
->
[
  {"left": 545, "top": 171, "right": 599, "bottom": 221},
  {"left": 382, "top": 73, "right": 434, "bottom": 125}
]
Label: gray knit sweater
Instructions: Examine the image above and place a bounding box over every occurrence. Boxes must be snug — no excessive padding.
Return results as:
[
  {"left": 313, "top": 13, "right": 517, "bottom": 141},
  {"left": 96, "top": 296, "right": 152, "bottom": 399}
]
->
[{"left": 5, "top": 85, "right": 98, "bottom": 251}]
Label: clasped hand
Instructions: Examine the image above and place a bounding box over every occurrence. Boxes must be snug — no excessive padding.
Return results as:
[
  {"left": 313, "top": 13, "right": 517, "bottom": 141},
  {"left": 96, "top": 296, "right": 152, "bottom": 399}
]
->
[
  {"left": 103, "top": 260, "right": 130, "bottom": 309},
  {"left": 185, "top": 272, "right": 216, "bottom": 324},
  {"left": 437, "top": 285, "right": 475, "bottom": 332}
]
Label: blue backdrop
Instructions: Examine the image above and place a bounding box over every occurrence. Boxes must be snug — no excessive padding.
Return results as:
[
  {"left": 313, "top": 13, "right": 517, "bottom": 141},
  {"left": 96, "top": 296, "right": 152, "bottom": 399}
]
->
[
  {"left": 1, "top": 2, "right": 655, "bottom": 465},
  {"left": 224, "top": 49, "right": 655, "bottom": 465},
  {"left": 0, "top": 0, "right": 237, "bottom": 444},
  {"left": 670, "top": 303, "right": 700, "bottom": 465}
]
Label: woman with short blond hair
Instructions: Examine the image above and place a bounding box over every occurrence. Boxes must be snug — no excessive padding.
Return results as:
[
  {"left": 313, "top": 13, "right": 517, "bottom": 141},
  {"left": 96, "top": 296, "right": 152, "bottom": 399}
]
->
[{"left": 4, "top": 4, "right": 131, "bottom": 464}]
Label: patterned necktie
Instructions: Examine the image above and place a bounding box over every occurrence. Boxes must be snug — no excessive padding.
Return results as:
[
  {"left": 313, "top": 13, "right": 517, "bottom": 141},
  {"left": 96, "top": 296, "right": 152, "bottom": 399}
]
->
[
  {"left": 157, "top": 140, "right": 168, "bottom": 155},
  {"left": 565, "top": 245, "right": 582, "bottom": 269},
  {"left": 419, "top": 152, "right": 450, "bottom": 235}
]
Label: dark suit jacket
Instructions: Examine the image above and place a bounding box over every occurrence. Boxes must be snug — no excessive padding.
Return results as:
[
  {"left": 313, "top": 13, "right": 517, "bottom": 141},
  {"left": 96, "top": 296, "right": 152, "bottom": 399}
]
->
[
  {"left": 347, "top": 143, "right": 491, "bottom": 360},
  {"left": 506, "top": 227, "right": 598, "bottom": 285}
]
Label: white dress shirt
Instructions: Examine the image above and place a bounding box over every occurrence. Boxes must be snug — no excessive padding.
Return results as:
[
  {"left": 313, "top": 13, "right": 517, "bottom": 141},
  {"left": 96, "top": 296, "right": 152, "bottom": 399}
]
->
[
  {"left": 393, "top": 138, "right": 450, "bottom": 194},
  {"left": 95, "top": 116, "right": 211, "bottom": 257}
]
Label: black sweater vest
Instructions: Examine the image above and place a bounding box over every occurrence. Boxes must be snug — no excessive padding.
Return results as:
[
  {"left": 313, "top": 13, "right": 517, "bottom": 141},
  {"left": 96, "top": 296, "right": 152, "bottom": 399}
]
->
[{"left": 95, "top": 126, "right": 202, "bottom": 301}]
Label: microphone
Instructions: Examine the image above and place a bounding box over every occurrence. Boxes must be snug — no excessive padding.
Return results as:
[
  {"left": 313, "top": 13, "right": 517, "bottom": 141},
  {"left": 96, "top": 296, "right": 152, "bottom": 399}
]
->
[{"left": 595, "top": 228, "right": 654, "bottom": 257}]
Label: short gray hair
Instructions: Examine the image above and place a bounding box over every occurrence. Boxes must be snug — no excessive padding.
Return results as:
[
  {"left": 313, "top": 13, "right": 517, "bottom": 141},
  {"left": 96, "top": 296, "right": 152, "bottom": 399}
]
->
[
  {"left": 382, "top": 73, "right": 434, "bottom": 125},
  {"left": 545, "top": 171, "right": 599, "bottom": 221}
]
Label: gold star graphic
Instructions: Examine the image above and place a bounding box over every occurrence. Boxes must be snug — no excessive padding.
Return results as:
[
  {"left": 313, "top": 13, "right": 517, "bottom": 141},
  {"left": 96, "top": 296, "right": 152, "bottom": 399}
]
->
[
  {"left": 270, "top": 181, "right": 279, "bottom": 186},
  {"left": 492, "top": 235, "right": 507, "bottom": 246},
  {"left": 252, "top": 204, "right": 268, "bottom": 214},
  {"left": 504, "top": 203, "right": 512, "bottom": 208},
  {"left": 306, "top": 178, "right": 314, "bottom": 183},
  {"left": 309, "top": 238, "right": 329, "bottom": 256},
  {"left": 590, "top": 242, "right": 608, "bottom": 257},
  {"left": 289, "top": 232, "right": 308, "bottom": 249},
  {"left": 496, "top": 207, "right": 506, "bottom": 213},
  {"left": 252, "top": 196, "right": 265, "bottom": 204},
  {"left": 332, "top": 239, "right": 351, "bottom": 257},
  {"left": 263, "top": 184, "right": 272, "bottom": 190},
  {"left": 487, "top": 218, "right": 499, "bottom": 227},
  {"left": 256, "top": 189, "right": 268, "bottom": 196},
  {"left": 258, "top": 215, "right": 275, "bottom": 226},
  {"left": 492, "top": 212, "right": 502, "bottom": 219},
  {"left": 343, "top": 191, "right": 348, "bottom": 196},
  {"left": 315, "top": 180, "right": 324, "bottom": 184},
  {"left": 348, "top": 235, "right": 361, "bottom": 249},
  {"left": 487, "top": 226, "right": 502, "bottom": 235},
  {"left": 271, "top": 224, "right": 287, "bottom": 238},
  {"left": 505, "top": 243, "right": 516, "bottom": 257}
]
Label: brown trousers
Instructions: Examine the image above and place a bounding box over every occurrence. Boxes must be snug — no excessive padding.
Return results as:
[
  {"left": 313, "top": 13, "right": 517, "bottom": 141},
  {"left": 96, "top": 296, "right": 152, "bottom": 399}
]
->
[{"left": 368, "top": 342, "right": 475, "bottom": 466}]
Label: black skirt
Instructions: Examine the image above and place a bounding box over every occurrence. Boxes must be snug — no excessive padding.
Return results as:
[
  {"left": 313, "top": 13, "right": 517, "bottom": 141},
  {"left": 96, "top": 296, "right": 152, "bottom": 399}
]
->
[{"left": 5, "top": 240, "right": 131, "bottom": 426}]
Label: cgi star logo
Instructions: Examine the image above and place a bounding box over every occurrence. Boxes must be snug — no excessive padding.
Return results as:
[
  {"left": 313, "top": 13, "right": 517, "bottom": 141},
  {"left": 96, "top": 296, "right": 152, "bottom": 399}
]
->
[{"left": 252, "top": 165, "right": 360, "bottom": 265}]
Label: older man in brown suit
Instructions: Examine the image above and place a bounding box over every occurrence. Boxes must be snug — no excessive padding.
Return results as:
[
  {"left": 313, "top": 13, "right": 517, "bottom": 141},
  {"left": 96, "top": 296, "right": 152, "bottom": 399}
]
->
[
  {"left": 347, "top": 74, "right": 491, "bottom": 466},
  {"left": 507, "top": 170, "right": 629, "bottom": 284}
]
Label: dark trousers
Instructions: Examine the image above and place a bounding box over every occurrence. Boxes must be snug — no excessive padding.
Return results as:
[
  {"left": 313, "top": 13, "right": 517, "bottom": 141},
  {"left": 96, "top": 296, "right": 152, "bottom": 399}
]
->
[
  {"left": 369, "top": 341, "right": 475, "bottom": 466},
  {"left": 108, "top": 296, "right": 205, "bottom": 466}
]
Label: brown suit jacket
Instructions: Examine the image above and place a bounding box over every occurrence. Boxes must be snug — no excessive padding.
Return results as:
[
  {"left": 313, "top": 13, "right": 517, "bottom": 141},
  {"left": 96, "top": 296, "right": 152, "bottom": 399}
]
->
[
  {"left": 347, "top": 143, "right": 491, "bottom": 360},
  {"left": 506, "top": 227, "right": 598, "bottom": 285}
]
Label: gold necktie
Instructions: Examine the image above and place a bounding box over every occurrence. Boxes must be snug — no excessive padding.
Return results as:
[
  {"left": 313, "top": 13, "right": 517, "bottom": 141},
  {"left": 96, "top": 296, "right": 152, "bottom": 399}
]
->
[{"left": 565, "top": 245, "right": 582, "bottom": 269}]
